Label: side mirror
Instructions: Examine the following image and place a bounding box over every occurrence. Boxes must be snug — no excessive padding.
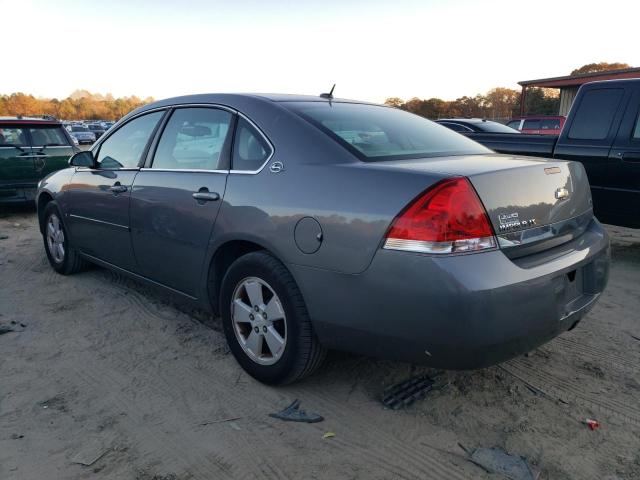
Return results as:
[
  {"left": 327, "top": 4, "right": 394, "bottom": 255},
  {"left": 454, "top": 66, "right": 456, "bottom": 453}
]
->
[{"left": 69, "top": 151, "right": 96, "bottom": 168}]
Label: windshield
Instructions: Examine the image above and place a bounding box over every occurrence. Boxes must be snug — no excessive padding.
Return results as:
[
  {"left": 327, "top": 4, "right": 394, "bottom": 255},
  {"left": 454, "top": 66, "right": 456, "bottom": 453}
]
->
[
  {"left": 478, "top": 121, "right": 521, "bottom": 133},
  {"left": 72, "top": 126, "right": 88, "bottom": 132},
  {"left": 285, "top": 102, "right": 490, "bottom": 161}
]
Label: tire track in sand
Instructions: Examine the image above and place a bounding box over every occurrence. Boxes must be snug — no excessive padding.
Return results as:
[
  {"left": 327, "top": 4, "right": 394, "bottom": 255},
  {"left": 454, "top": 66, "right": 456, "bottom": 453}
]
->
[{"left": 502, "top": 357, "right": 640, "bottom": 426}]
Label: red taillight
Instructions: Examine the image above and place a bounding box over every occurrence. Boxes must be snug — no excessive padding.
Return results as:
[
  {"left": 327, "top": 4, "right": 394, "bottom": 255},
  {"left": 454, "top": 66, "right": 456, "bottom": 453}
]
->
[{"left": 384, "top": 177, "right": 496, "bottom": 254}]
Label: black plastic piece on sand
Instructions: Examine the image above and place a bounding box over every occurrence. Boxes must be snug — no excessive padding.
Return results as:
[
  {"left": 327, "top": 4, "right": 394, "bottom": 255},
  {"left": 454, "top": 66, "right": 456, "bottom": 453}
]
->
[
  {"left": 381, "top": 375, "right": 435, "bottom": 410},
  {"left": 269, "top": 399, "right": 324, "bottom": 423},
  {"left": 470, "top": 447, "right": 535, "bottom": 480}
]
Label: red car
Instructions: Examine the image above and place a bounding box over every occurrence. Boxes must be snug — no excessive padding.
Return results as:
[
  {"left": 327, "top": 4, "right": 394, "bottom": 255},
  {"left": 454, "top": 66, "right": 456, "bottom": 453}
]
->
[{"left": 507, "top": 116, "right": 566, "bottom": 135}]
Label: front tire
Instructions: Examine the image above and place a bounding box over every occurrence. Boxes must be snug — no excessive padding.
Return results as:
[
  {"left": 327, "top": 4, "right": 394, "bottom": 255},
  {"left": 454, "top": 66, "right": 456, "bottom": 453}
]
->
[
  {"left": 42, "top": 202, "right": 88, "bottom": 275},
  {"left": 220, "top": 251, "right": 326, "bottom": 385}
]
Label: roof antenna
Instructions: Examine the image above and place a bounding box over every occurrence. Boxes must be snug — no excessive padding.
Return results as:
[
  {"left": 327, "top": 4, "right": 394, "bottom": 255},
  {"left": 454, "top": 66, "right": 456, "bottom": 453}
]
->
[{"left": 320, "top": 84, "right": 335, "bottom": 99}]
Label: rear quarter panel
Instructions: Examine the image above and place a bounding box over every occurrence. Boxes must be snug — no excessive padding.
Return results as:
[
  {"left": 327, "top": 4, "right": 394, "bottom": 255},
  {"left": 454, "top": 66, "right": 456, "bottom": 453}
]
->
[{"left": 209, "top": 101, "right": 447, "bottom": 274}]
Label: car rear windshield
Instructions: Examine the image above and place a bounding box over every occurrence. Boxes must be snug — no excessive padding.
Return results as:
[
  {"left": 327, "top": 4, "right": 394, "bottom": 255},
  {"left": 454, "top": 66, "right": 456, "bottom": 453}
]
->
[
  {"left": 478, "top": 121, "right": 520, "bottom": 133},
  {"left": 72, "top": 126, "right": 88, "bottom": 132},
  {"left": 285, "top": 102, "right": 490, "bottom": 161}
]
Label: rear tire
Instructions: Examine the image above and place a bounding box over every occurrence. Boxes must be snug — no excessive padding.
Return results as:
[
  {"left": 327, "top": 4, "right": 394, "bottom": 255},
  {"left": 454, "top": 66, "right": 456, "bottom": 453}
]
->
[
  {"left": 42, "top": 202, "right": 88, "bottom": 275},
  {"left": 220, "top": 251, "right": 326, "bottom": 385}
]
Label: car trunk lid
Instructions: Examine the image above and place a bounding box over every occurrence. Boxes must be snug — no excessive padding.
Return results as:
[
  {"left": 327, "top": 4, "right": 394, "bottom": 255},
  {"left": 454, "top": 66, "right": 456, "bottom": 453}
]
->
[{"left": 374, "top": 154, "right": 593, "bottom": 258}]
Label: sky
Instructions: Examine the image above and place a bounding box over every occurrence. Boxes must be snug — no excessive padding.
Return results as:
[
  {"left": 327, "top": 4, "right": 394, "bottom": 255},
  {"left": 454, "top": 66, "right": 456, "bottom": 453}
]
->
[{"left": 2, "top": 0, "right": 639, "bottom": 103}]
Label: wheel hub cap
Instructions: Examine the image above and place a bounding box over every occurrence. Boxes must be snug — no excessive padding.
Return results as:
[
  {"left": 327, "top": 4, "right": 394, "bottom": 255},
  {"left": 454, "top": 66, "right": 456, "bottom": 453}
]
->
[
  {"left": 46, "top": 214, "right": 65, "bottom": 263},
  {"left": 231, "top": 277, "right": 287, "bottom": 365}
]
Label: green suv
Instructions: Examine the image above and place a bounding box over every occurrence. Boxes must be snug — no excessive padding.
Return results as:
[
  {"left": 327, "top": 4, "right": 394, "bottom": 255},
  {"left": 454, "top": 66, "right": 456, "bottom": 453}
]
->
[{"left": 0, "top": 116, "right": 78, "bottom": 204}]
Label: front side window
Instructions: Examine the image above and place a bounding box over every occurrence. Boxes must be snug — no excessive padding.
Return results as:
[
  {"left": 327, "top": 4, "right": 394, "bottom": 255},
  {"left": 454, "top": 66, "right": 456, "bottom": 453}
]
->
[
  {"left": 97, "top": 111, "right": 164, "bottom": 169},
  {"left": 507, "top": 120, "right": 521, "bottom": 130},
  {"left": 285, "top": 102, "right": 489, "bottom": 161},
  {"left": 152, "top": 108, "right": 232, "bottom": 170},
  {"left": 232, "top": 118, "right": 272, "bottom": 171},
  {"left": 0, "top": 127, "right": 27, "bottom": 146},
  {"left": 523, "top": 119, "right": 541, "bottom": 130},
  {"left": 29, "top": 127, "right": 70, "bottom": 146},
  {"left": 568, "top": 88, "right": 623, "bottom": 140}
]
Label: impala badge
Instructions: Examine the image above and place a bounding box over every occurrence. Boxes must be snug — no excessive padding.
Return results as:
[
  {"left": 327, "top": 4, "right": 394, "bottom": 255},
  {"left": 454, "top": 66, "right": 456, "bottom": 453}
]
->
[
  {"left": 555, "top": 187, "right": 569, "bottom": 200},
  {"left": 269, "top": 161, "right": 284, "bottom": 173},
  {"left": 498, "top": 212, "right": 536, "bottom": 232}
]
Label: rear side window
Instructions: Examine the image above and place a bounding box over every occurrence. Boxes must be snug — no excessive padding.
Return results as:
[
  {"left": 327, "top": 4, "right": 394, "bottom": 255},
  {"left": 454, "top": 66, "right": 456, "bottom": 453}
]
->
[
  {"left": 0, "top": 127, "right": 27, "bottom": 146},
  {"left": 523, "top": 119, "right": 541, "bottom": 130},
  {"left": 568, "top": 88, "right": 623, "bottom": 140},
  {"left": 152, "top": 108, "right": 232, "bottom": 170},
  {"left": 29, "top": 127, "right": 70, "bottom": 146},
  {"left": 232, "top": 118, "right": 272, "bottom": 171},
  {"left": 506, "top": 120, "right": 521, "bottom": 130},
  {"left": 97, "top": 111, "right": 164, "bottom": 169},
  {"left": 286, "top": 102, "right": 489, "bottom": 161},
  {"left": 540, "top": 119, "right": 561, "bottom": 130}
]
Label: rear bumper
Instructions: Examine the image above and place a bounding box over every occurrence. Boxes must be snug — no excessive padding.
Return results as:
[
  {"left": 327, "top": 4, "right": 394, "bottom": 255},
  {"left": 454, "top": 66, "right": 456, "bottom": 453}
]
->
[{"left": 291, "top": 219, "right": 610, "bottom": 369}]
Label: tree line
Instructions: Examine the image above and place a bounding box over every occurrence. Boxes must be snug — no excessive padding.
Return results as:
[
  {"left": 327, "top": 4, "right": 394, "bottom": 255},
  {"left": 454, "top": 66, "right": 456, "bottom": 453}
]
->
[
  {"left": 0, "top": 90, "right": 154, "bottom": 120},
  {"left": 385, "top": 87, "right": 559, "bottom": 120},
  {"left": 385, "top": 62, "right": 631, "bottom": 120}
]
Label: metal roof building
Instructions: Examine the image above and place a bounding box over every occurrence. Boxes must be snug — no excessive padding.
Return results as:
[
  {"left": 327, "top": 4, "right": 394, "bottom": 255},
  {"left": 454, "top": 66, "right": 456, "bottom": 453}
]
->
[{"left": 518, "top": 67, "right": 640, "bottom": 116}]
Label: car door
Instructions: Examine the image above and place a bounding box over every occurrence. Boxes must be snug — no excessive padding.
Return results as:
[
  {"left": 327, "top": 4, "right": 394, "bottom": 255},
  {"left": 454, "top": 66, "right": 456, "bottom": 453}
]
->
[
  {"left": 0, "top": 126, "right": 35, "bottom": 199},
  {"left": 27, "top": 124, "right": 76, "bottom": 179},
  {"left": 606, "top": 88, "right": 640, "bottom": 227},
  {"left": 129, "top": 106, "right": 234, "bottom": 297},
  {"left": 553, "top": 86, "right": 628, "bottom": 218},
  {"left": 65, "top": 110, "right": 165, "bottom": 271}
]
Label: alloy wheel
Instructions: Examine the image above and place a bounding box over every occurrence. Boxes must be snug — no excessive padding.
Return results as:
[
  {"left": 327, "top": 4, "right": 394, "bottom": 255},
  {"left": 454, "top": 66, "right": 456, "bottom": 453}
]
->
[
  {"left": 231, "top": 277, "right": 287, "bottom": 365},
  {"left": 46, "top": 214, "right": 65, "bottom": 264}
]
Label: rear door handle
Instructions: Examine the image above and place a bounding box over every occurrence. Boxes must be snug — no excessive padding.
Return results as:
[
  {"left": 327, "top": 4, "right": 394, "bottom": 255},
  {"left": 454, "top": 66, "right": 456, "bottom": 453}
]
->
[
  {"left": 109, "top": 184, "right": 128, "bottom": 194},
  {"left": 192, "top": 191, "right": 220, "bottom": 202}
]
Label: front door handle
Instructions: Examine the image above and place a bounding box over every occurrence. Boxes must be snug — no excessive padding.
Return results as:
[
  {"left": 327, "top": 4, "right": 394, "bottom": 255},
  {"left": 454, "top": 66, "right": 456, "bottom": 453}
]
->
[
  {"left": 109, "top": 184, "right": 128, "bottom": 194},
  {"left": 192, "top": 191, "right": 220, "bottom": 202}
]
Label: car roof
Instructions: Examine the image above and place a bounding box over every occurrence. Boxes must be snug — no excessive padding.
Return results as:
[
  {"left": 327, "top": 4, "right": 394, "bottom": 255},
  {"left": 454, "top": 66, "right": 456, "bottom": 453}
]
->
[
  {"left": 137, "top": 93, "right": 377, "bottom": 113},
  {"left": 0, "top": 116, "right": 61, "bottom": 126}
]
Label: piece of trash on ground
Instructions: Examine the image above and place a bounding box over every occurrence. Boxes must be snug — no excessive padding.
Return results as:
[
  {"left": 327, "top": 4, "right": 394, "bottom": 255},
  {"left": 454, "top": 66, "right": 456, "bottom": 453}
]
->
[
  {"left": 269, "top": 399, "right": 324, "bottom": 423},
  {"left": 0, "top": 321, "right": 27, "bottom": 336},
  {"left": 585, "top": 418, "right": 600, "bottom": 430},
  {"left": 381, "top": 375, "right": 436, "bottom": 410},
  {"left": 322, "top": 432, "right": 335, "bottom": 439},
  {"left": 470, "top": 446, "right": 535, "bottom": 480},
  {"left": 199, "top": 416, "right": 242, "bottom": 426}
]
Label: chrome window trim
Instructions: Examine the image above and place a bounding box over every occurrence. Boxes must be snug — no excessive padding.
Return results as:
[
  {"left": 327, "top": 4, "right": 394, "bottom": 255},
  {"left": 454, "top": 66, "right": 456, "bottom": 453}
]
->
[
  {"left": 112, "top": 103, "right": 275, "bottom": 176},
  {"left": 140, "top": 168, "right": 228, "bottom": 174}
]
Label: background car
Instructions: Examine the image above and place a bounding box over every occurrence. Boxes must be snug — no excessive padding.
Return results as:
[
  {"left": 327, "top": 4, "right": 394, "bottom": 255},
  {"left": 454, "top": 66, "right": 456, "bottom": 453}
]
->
[
  {"left": 507, "top": 116, "right": 566, "bottom": 135},
  {"left": 87, "top": 123, "right": 106, "bottom": 139},
  {"left": 0, "top": 116, "right": 77, "bottom": 203},
  {"left": 67, "top": 125, "right": 96, "bottom": 144},
  {"left": 436, "top": 118, "right": 520, "bottom": 133}
]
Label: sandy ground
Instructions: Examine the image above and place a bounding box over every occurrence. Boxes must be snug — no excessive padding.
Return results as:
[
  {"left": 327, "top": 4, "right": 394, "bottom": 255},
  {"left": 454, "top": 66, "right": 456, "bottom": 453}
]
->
[{"left": 1, "top": 206, "right": 639, "bottom": 480}]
